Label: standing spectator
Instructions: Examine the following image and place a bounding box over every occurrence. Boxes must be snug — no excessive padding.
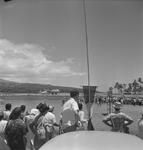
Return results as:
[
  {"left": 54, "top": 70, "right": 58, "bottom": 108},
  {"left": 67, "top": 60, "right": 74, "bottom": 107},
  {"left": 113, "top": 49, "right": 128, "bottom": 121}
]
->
[
  {"left": 43, "top": 105, "right": 59, "bottom": 139},
  {"left": 103, "top": 102, "right": 133, "bottom": 133},
  {"left": 5, "top": 107, "right": 28, "bottom": 150},
  {"left": 63, "top": 90, "right": 79, "bottom": 113},
  {"left": 0, "top": 111, "right": 7, "bottom": 140},
  {"left": 25, "top": 108, "right": 39, "bottom": 150},
  {"left": 138, "top": 111, "right": 143, "bottom": 139},
  {"left": 3, "top": 103, "right": 12, "bottom": 121},
  {"left": 61, "top": 90, "right": 80, "bottom": 133},
  {"left": 29, "top": 103, "right": 49, "bottom": 150}
]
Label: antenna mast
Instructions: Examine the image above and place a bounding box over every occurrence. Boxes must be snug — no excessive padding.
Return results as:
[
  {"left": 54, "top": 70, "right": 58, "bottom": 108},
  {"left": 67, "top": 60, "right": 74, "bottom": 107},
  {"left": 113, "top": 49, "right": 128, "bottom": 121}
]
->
[{"left": 83, "top": 0, "right": 91, "bottom": 104}]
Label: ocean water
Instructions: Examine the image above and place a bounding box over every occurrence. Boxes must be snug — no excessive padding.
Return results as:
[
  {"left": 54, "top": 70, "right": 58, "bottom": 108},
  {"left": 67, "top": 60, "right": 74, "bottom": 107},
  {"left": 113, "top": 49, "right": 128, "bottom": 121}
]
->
[
  {"left": 0, "top": 95, "right": 142, "bottom": 136},
  {"left": 0, "top": 95, "right": 66, "bottom": 122}
]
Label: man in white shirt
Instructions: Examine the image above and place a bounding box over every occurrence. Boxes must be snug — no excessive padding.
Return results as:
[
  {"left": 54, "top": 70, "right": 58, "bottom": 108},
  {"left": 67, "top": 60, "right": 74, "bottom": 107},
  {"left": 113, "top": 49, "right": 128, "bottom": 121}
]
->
[
  {"left": 63, "top": 90, "right": 79, "bottom": 112},
  {"left": 61, "top": 90, "right": 80, "bottom": 133}
]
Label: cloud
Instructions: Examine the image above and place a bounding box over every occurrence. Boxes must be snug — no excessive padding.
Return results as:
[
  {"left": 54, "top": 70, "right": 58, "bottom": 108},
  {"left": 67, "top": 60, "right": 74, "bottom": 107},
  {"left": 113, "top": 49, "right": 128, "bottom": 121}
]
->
[{"left": 0, "top": 39, "right": 85, "bottom": 83}]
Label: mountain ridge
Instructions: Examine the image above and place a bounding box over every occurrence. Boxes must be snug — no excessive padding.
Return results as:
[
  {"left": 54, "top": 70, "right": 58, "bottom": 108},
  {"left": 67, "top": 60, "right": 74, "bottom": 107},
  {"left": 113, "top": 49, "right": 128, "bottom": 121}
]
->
[{"left": 0, "top": 78, "right": 82, "bottom": 93}]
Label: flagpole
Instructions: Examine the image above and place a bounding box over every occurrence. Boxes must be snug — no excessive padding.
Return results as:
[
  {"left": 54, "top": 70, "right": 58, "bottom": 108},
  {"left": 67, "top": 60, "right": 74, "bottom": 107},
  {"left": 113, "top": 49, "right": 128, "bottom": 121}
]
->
[{"left": 83, "top": 0, "right": 91, "bottom": 118}]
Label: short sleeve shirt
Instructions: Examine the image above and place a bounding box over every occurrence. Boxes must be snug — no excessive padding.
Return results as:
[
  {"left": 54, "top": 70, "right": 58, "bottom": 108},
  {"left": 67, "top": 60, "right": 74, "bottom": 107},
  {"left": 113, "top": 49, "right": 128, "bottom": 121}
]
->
[
  {"left": 63, "top": 98, "right": 79, "bottom": 112},
  {"left": 42, "top": 112, "right": 56, "bottom": 132}
]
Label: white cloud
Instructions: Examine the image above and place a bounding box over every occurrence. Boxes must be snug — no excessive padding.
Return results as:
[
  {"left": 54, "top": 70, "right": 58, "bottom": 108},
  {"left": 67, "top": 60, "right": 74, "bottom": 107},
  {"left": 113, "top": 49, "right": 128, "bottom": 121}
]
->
[{"left": 0, "top": 39, "right": 85, "bottom": 83}]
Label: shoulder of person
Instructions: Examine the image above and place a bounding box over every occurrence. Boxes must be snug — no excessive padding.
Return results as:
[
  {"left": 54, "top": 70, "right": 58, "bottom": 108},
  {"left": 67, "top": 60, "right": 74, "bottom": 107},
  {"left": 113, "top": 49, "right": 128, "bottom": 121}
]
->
[{"left": 119, "top": 112, "right": 130, "bottom": 117}]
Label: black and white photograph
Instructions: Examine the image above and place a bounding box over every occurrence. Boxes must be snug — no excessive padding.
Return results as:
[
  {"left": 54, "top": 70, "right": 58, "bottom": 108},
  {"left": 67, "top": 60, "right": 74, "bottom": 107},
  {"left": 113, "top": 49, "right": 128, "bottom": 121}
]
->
[{"left": 0, "top": 0, "right": 143, "bottom": 150}]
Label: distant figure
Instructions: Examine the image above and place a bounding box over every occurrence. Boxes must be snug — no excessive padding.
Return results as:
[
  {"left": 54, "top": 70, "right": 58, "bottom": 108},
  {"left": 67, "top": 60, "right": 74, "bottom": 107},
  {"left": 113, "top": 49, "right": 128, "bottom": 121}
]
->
[
  {"left": 3, "top": 103, "right": 12, "bottom": 121},
  {"left": 137, "top": 111, "right": 143, "bottom": 139},
  {"left": 103, "top": 102, "right": 133, "bottom": 133},
  {"left": 0, "top": 111, "right": 7, "bottom": 140},
  {"left": 5, "top": 107, "right": 28, "bottom": 150}
]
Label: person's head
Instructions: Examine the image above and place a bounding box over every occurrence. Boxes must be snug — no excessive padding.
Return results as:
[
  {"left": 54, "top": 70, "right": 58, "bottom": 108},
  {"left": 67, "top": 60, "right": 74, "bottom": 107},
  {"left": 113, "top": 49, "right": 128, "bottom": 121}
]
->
[
  {"left": 0, "top": 111, "right": 4, "bottom": 121},
  {"left": 113, "top": 102, "right": 122, "bottom": 111},
  {"left": 78, "top": 103, "right": 83, "bottom": 111},
  {"left": 30, "top": 108, "right": 39, "bottom": 116},
  {"left": 9, "top": 107, "right": 22, "bottom": 120},
  {"left": 5, "top": 103, "right": 12, "bottom": 111},
  {"left": 20, "top": 105, "right": 26, "bottom": 113},
  {"left": 36, "top": 103, "right": 43, "bottom": 110},
  {"left": 70, "top": 90, "right": 79, "bottom": 101},
  {"left": 48, "top": 105, "right": 54, "bottom": 112},
  {"left": 37, "top": 103, "right": 49, "bottom": 114}
]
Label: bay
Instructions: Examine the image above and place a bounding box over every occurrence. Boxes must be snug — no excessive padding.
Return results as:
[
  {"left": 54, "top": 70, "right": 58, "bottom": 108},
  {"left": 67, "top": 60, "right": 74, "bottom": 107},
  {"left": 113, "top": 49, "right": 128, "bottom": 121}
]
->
[{"left": 0, "top": 95, "right": 67, "bottom": 122}]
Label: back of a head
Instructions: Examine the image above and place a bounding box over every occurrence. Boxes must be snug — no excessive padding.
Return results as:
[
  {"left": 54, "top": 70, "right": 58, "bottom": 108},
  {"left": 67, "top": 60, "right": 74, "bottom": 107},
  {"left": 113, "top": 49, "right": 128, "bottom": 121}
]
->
[
  {"left": 48, "top": 105, "right": 54, "bottom": 112},
  {"left": 37, "top": 103, "right": 49, "bottom": 114},
  {"left": 36, "top": 103, "right": 43, "bottom": 110},
  {"left": 9, "top": 107, "right": 22, "bottom": 120},
  {"left": 113, "top": 102, "right": 122, "bottom": 111},
  {"left": 20, "top": 105, "right": 26, "bottom": 112},
  {"left": 70, "top": 90, "right": 79, "bottom": 98},
  {"left": 5, "top": 103, "right": 12, "bottom": 111}
]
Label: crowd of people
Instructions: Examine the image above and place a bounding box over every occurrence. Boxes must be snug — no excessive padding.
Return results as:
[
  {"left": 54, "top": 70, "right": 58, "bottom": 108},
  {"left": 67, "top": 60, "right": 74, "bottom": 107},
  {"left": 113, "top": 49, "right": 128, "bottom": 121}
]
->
[
  {"left": 0, "top": 90, "right": 142, "bottom": 150},
  {"left": 95, "top": 95, "right": 143, "bottom": 106}
]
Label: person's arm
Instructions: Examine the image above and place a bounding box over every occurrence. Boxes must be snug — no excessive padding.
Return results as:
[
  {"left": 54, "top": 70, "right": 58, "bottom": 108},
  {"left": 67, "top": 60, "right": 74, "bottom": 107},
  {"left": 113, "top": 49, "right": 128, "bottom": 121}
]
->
[
  {"left": 103, "top": 115, "right": 113, "bottom": 127},
  {"left": 53, "top": 115, "right": 59, "bottom": 127},
  {"left": 124, "top": 115, "right": 133, "bottom": 126}
]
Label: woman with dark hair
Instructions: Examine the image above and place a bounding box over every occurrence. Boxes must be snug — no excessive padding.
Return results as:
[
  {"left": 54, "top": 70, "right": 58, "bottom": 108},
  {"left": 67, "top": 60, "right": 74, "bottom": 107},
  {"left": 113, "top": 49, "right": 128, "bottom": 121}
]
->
[
  {"left": 20, "top": 105, "right": 26, "bottom": 120},
  {"left": 5, "top": 107, "right": 28, "bottom": 150}
]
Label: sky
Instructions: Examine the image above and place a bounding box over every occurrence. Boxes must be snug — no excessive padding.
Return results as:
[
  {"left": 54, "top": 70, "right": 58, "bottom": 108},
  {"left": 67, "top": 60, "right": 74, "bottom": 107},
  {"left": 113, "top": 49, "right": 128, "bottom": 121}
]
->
[{"left": 0, "top": 0, "right": 143, "bottom": 91}]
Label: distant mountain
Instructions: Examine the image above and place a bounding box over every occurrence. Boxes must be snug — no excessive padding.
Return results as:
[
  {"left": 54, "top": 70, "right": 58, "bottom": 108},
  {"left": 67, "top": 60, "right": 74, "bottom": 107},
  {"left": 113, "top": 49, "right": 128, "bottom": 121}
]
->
[{"left": 0, "top": 79, "right": 82, "bottom": 93}]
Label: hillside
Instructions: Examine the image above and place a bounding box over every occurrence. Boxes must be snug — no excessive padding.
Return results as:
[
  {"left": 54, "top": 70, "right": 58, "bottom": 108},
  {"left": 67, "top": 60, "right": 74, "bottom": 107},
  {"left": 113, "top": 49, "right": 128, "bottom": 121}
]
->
[{"left": 0, "top": 79, "right": 82, "bottom": 93}]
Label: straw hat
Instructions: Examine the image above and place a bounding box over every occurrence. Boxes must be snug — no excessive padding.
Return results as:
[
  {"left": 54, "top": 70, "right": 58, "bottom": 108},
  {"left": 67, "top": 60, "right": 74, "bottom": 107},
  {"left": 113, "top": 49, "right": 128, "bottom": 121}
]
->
[
  {"left": 30, "top": 108, "right": 39, "bottom": 116},
  {"left": 113, "top": 102, "right": 122, "bottom": 109},
  {"left": 48, "top": 105, "right": 54, "bottom": 112}
]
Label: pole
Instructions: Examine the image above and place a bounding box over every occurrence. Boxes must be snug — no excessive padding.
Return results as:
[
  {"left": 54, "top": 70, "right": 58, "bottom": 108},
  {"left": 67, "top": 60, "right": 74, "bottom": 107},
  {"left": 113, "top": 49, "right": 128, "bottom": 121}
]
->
[{"left": 83, "top": 0, "right": 91, "bottom": 118}]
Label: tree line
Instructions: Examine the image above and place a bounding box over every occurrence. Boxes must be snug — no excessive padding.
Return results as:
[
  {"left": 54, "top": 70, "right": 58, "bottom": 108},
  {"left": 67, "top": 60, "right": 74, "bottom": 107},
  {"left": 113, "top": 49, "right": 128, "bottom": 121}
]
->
[{"left": 113, "top": 77, "right": 143, "bottom": 95}]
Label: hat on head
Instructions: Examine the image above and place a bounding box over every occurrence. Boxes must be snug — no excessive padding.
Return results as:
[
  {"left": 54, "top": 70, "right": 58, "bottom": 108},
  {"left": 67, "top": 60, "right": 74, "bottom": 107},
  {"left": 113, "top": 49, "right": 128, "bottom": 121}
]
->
[
  {"left": 30, "top": 108, "right": 39, "bottom": 116},
  {"left": 113, "top": 102, "right": 122, "bottom": 109},
  {"left": 48, "top": 105, "right": 54, "bottom": 112}
]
